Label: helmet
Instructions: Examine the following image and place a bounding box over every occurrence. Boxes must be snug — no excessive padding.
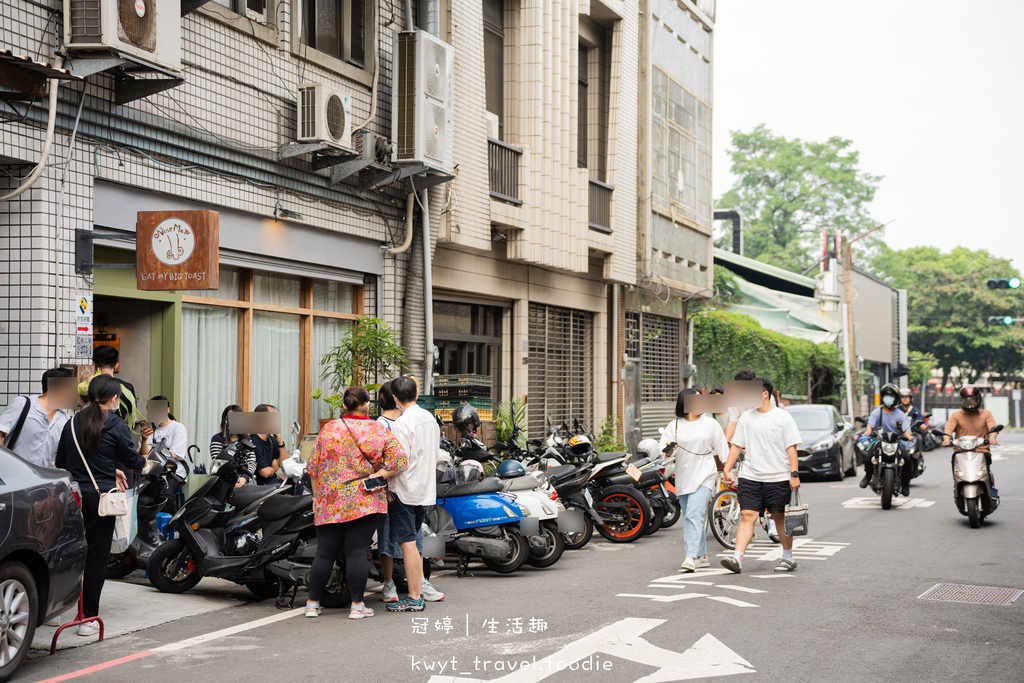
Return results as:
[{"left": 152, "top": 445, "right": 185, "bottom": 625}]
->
[
  {"left": 496, "top": 459, "right": 526, "bottom": 479},
  {"left": 899, "top": 388, "right": 913, "bottom": 399},
  {"left": 456, "top": 459, "right": 484, "bottom": 484},
  {"left": 879, "top": 383, "right": 900, "bottom": 409},
  {"left": 568, "top": 434, "right": 593, "bottom": 457},
  {"left": 959, "top": 385, "right": 982, "bottom": 413},
  {"left": 452, "top": 404, "right": 481, "bottom": 435},
  {"left": 637, "top": 439, "right": 660, "bottom": 460}
]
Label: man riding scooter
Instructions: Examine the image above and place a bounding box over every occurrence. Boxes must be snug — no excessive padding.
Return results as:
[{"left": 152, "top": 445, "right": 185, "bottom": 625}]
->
[
  {"left": 942, "top": 385, "right": 999, "bottom": 499},
  {"left": 859, "top": 383, "right": 915, "bottom": 493},
  {"left": 899, "top": 388, "right": 927, "bottom": 473}
]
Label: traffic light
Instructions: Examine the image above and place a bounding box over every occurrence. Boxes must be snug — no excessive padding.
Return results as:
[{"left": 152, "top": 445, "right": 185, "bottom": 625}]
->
[
  {"left": 987, "top": 316, "right": 1014, "bottom": 325},
  {"left": 987, "top": 277, "right": 1022, "bottom": 289}
]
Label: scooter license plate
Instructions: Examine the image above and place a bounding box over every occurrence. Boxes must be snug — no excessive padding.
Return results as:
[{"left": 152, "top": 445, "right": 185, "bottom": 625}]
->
[
  {"left": 626, "top": 464, "right": 642, "bottom": 481},
  {"left": 583, "top": 489, "right": 594, "bottom": 506}
]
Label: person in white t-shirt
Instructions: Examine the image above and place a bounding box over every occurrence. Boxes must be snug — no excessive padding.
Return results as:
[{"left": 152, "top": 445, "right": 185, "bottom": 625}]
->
[
  {"left": 661, "top": 388, "right": 729, "bottom": 573},
  {"left": 721, "top": 377, "right": 802, "bottom": 574},
  {"left": 143, "top": 395, "right": 189, "bottom": 480},
  {"left": 723, "top": 369, "right": 778, "bottom": 444}
]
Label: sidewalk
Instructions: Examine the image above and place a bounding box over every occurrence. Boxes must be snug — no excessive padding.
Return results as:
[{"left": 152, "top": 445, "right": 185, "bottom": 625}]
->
[{"left": 32, "top": 576, "right": 251, "bottom": 652}]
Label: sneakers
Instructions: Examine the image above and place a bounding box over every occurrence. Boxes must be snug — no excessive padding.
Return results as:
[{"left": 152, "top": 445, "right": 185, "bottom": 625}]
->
[
  {"left": 349, "top": 604, "right": 375, "bottom": 620},
  {"left": 77, "top": 622, "right": 100, "bottom": 637},
  {"left": 721, "top": 557, "right": 742, "bottom": 574},
  {"left": 381, "top": 579, "right": 398, "bottom": 603},
  {"left": 420, "top": 579, "right": 444, "bottom": 602},
  {"left": 774, "top": 558, "right": 798, "bottom": 572},
  {"left": 305, "top": 602, "right": 321, "bottom": 618},
  {"left": 859, "top": 473, "right": 871, "bottom": 489},
  {"left": 679, "top": 557, "right": 696, "bottom": 573},
  {"left": 695, "top": 556, "right": 710, "bottom": 569},
  {"left": 386, "top": 596, "right": 425, "bottom": 612}
]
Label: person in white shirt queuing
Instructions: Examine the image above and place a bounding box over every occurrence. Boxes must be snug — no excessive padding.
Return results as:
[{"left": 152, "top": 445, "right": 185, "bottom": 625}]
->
[
  {"left": 661, "top": 388, "right": 729, "bottom": 573},
  {"left": 721, "top": 377, "right": 802, "bottom": 574},
  {"left": 143, "top": 395, "right": 189, "bottom": 485},
  {"left": 0, "top": 367, "right": 75, "bottom": 467},
  {"left": 385, "top": 376, "right": 442, "bottom": 613}
]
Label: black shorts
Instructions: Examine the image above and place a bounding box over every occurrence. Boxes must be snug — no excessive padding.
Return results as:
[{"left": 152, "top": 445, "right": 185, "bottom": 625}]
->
[
  {"left": 388, "top": 498, "right": 427, "bottom": 544},
  {"left": 737, "top": 479, "right": 790, "bottom": 515}
]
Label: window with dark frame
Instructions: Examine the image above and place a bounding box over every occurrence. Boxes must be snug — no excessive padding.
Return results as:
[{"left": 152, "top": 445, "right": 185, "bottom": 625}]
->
[
  {"left": 301, "top": 0, "right": 366, "bottom": 67},
  {"left": 212, "top": 0, "right": 267, "bottom": 23},
  {"left": 578, "top": 44, "right": 588, "bottom": 168},
  {"left": 483, "top": 0, "right": 505, "bottom": 138}
]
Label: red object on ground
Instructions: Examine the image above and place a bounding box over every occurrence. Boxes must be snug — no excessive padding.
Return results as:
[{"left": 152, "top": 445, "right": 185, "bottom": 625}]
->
[{"left": 50, "top": 582, "right": 104, "bottom": 655}]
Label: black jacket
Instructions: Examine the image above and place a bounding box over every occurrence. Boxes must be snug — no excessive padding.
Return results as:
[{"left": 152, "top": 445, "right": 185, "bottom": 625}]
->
[{"left": 55, "top": 412, "right": 146, "bottom": 494}]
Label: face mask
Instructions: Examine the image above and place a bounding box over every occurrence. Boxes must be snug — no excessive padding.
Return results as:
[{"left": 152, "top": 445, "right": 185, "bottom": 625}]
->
[{"left": 882, "top": 396, "right": 896, "bottom": 408}]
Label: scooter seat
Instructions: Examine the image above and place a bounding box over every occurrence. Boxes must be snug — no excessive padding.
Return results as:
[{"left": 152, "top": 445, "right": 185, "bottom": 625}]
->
[
  {"left": 257, "top": 493, "right": 313, "bottom": 520},
  {"left": 543, "top": 465, "right": 578, "bottom": 485},
  {"left": 230, "top": 485, "right": 273, "bottom": 508},
  {"left": 440, "top": 478, "right": 504, "bottom": 498},
  {"left": 592, "top": 451, "right": 627, "bottom": 464},
  {"left": 503, "top": 471, "right": 546, "bottom": 491}
]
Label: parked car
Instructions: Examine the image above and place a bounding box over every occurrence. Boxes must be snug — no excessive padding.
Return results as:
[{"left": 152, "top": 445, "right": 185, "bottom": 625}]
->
[
  {"left": 0, "top": 446, "right": 87, "bottom": 682},
  {"left": 785, "top": 405, "right": 856, "bottom": 481}
]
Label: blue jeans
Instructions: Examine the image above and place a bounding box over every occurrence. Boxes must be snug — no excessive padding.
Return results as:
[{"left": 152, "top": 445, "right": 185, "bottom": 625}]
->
[{"left": 678, "top": 485, "right": 714, "bottom": 559}]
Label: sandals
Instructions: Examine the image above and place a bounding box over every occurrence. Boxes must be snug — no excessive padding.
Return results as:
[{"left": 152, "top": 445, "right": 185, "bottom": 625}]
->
[
  {"left": 305, "top": 602, "right": 321, "bottom": 618},
  {"left": 349, "top": 604, "right": 375, "bottom": 620},
  {"left": 774, "top": 558, "right": 798, "bottom": 572}
]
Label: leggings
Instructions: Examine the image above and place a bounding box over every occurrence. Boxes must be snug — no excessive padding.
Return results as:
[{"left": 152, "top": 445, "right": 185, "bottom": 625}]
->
[
  {"left": 308, "top": 513, "right": 383, "bottom": 604},
  {"left": 80, "top": 492, "right": 116, "bottom": 618}
]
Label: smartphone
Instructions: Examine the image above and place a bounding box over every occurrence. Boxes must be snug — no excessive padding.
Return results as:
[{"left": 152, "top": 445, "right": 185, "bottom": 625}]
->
[
  {"left": 363, "top": 476, "right": 387, "bottom": 491},
  {"left": 662, "top": 442, "right": 677, "bottom": 454}
]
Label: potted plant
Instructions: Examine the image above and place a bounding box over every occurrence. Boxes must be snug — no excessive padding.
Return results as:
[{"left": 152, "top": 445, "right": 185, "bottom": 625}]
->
[{"left": 310, "top": 388, "right": 346, "bottom": 432}]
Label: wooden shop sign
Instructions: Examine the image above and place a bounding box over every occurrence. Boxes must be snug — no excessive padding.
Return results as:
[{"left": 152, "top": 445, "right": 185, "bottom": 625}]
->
[{"left": 136, "top": 210, "right": 219, "bottom": 290}]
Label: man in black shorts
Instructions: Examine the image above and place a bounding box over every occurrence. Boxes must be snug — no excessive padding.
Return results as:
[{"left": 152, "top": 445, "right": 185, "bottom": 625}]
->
[{"left": 721, "top": 377, "right": 802, "bottom": 573}]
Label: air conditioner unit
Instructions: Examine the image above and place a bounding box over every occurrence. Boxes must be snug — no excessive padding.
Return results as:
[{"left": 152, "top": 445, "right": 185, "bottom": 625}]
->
[
  {"left": 64, "top": 0, "right": 181, "bottom": 72},
  {"left": 484, "top": 112, "right": 499, "bottom": 140},
  {"left": 296, "top": 83, "right": 353, "bottom": 150},
  {"left": 393, "top": 30, "right": 455, "bottom": 173}
]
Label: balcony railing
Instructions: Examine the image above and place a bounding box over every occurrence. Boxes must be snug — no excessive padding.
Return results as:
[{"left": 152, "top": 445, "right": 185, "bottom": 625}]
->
[
  {"left": 588, "top": 178, "right": 614, "bottom": 233},
  {"left": 488, "top": 138, "right": 523, "bottom": 205}
]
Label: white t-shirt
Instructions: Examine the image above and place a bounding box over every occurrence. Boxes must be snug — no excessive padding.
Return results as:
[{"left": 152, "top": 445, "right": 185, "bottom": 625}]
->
[
  {"left": 389, "top": 404, "right": 441, "bottom": 506},
  {"left": 728, "top": 394, "right": 778, "bottom": 423},
  {"left": 731, "top": 407, "right": 802, "bottom": 483},
  {"left": 659, "top": 415, "right": 729, "bottom": 495},
  {"left": 147, "top": 420, "right": 189, "bottom": 477}
]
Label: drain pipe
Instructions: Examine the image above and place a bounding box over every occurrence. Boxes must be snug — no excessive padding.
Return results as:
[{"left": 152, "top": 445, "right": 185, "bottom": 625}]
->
[
  {"left": 714, "top": 210, "right": 743, "bottom": 256},
  {"left": 421, "top": 189, "right": 434, "bottom": 394},
  {"left": 390, "top": 194, "right": 416, "bottom": 254},
  {"left": 404, "top": 0, "right": 414, "bottom": 31},
  {"left": 1, "top": 56, "right": 64, "bottom": 202}
]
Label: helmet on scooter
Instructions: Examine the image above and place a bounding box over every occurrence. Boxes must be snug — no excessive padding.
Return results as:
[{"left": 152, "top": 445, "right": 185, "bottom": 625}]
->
[
  {"left": 452, "top": 404, "right": 481, "bottom": 435},
  {"left": 496, "top": 459, "right": 526, "bottom": 479},
  {"left": 959, "top": 385, "right": 983, "bottom": 413},
  {"left": 567, "top": 434, "right": 594, "bottom": 458},
  {"left": 455, "top": 459, "right": 485, "bottom": 484},
  {"left": 637, "top": 438, "right": 660, "bottom": 460},
  {"left": 879, "top": 383, "right": 900, "bottom": 409}
]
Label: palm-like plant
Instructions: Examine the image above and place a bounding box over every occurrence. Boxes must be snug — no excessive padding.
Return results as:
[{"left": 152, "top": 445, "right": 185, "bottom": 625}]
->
[
  {"left": 494, "top": 396, "right": 528, "bottom": 449},
  {"left": 318, "top": 316, "right": 407, "bottom": 394}
]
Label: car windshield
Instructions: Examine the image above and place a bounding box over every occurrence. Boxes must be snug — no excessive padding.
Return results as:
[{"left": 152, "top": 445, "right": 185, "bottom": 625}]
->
[{"left": 786, "top": 409, "right": 832, "bottom": 432}]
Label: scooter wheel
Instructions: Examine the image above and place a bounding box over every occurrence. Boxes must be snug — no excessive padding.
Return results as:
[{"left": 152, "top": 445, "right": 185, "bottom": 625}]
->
[
  {"left": 595, "top": 485, "right": 651, "bottom": 543},
  {"left": 661, "top": 498, "right": 682, "bottom": 529},
  {"left": 642, "top": 504, "right": 665, "bottom": 536},
  {"left": 245, "top": 581, "right": 279, "bottom": 599},
  {"left": 563, "top": 508, "right": 593, "bottom": 550},
  {"left": 966, "top": 497, "right": 981, "bottom": 529},
  {"left": 483, "top": 532, "right": 530, "bottom": 574},
  {"left": 526, "top": 522, "right": 566, "bottom": 568},
  {"left": 148, "top": 539, "right": 203, "bottom": 593}
]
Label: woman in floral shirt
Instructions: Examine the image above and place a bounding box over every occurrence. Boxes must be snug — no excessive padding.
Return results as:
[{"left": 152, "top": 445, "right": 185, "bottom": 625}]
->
[{"left": 305, "top": 386, "right": 407, "bottom": 620}]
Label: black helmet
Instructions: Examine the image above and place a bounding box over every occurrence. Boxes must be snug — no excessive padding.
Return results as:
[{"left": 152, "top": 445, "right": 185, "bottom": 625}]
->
[
  {"left": 959, "top": 385, "right": 982, "bottom": 413},
  {"left": 452, "top": 404, "right": 481, "bottom": 435},
  {"left": 496, "top": 460, "right": 526, "bottom": 479},
  {"left": 879, "top": 383, "right": 900, "bottom": 409}
]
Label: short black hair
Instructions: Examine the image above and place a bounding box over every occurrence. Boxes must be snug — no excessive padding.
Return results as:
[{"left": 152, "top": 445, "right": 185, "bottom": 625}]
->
[
  {"left": 93, "top": 345, "right": 119, "bottom": 369},
  {"left": 391, "top": 375, "right": 418, "bottom": 403},
  {"left": 254, "top": 404, "right": 276, "bottom": 413},
  {"left": 675, "top": 388, "right": 700, "bottom": 418},
  {"left": 733, "top": 369, "right": 756, "bottom": 382},
  {"left": 150, "top": 395, "right": 176, "bottom": 421},
  {"left": 710, "top": 387, "right": 724, "bottom": 395},
  {"left": 377, "top": 381, "right": 397, "bottom": 412},
  {"left": 41, "top": 366, "right": 74, "bottom": 393},
  {"left": 758, "top": 377, "right": 774, "bottom": 397}
]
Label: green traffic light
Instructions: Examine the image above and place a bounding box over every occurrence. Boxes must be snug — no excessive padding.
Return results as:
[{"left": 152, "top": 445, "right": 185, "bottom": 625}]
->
[
  {"left": 1010, "top": 277, "right": 1022, "bottom": 289},
  {"left": 1003, "top": 316, "right": 1013, "bottom": 325}
]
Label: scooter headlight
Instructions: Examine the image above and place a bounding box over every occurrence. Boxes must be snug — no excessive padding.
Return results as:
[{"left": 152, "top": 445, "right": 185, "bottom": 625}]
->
[
  {"left": 881, "top": 442, "right": 898, "bottom": 455},
  {"left": 954, "top": 467, "right": 964, "bottom": 477}
]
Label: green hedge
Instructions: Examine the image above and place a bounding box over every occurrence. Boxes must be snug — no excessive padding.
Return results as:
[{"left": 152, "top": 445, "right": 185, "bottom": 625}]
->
[{"left": 693, "top": 309, "right": 844, "bottom": 403}]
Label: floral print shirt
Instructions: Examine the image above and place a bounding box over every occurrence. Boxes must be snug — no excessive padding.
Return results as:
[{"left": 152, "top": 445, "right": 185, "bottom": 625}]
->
[{"left": 308, "top": 415, "right": 407, "bottom": 525}]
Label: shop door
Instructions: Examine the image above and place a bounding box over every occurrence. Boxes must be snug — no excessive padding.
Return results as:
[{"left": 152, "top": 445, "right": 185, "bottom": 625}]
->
[{"left": 527, "top": 304, "right": 593, "bottom": 436}]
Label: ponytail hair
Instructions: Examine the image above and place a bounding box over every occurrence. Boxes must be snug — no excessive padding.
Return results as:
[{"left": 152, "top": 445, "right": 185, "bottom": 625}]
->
[
  {"left": 82, "top": 374, "right": 120, "bottom": 450},
  {"left": 343, "top": 386, "right": 370, "bottom": 414}
]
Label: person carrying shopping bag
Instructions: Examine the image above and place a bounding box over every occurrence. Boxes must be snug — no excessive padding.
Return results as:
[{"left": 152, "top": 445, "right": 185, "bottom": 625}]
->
[
  {"left": 661, "top": 388, "right": 729, "bottom": 573},
  {"left": 304, "top": 386, "right": 407, "bottom": 620}
]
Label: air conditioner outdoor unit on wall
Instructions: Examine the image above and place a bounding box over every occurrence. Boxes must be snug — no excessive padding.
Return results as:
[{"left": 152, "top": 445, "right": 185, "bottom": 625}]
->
[
  {"left": 297, "top": 83, "right": 353, "bottom": 150},
  {"left": 64, "top": 0, "right": 181, "bottom": 71},
  {"left": 392, "top": 30, "right": 455, "bottom": 173}
]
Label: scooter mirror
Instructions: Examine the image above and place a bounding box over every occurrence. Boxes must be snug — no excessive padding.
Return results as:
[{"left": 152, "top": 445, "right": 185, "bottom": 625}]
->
[{"left": 989, "top": 425, "right": 1004, "bottom": 433}]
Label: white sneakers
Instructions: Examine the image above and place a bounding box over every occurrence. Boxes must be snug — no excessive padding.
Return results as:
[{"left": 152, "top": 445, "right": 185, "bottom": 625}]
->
[
  {"left": 77, "top": 622, "right": 100, "bottom": 637},
  {"left": 680, "top": 557, "right": 696, "bottom": 572}
]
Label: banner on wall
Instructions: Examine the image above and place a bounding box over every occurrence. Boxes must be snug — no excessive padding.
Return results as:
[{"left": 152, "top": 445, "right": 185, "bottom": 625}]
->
[{"left": 136, "top": 210, "right": 219, "bottom": 291}]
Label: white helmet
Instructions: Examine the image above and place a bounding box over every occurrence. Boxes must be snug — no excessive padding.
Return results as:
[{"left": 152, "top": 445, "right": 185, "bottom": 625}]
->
[{"left": 637, "top": 439, "right": 660, "bottom": 460}]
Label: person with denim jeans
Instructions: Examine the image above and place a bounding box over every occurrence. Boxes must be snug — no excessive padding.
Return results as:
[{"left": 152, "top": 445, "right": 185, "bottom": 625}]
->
[{"left": 661, "top": 388, "right": 729, "bottom": 573}]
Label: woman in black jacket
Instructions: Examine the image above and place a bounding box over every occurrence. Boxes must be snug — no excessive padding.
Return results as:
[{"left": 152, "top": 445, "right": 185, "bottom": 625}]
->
[{"left": 55, "top": 375, "right": 147, "bottom": 636}]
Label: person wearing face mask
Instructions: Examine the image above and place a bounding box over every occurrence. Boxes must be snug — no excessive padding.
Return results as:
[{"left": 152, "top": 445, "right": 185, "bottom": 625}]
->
[{"left": 859, "top": 383, "right": 914, "bottom": 490}]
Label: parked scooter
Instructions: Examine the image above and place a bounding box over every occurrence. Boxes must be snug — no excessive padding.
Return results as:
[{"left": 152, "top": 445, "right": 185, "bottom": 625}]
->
[
  {"left": 950, "top": 425, "right": 1002, "bottom": 528},
  {"left": 496, "top": 461, "right": 567, "bottom": 568}
]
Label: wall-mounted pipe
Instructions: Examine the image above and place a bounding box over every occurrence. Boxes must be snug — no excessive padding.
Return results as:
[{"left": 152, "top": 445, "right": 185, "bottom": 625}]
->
[
  {"left": 1, "top": 56, "right": 64, "bottom": 202},
  {"left": 422, "top": 188, "right": 434, "bottom": 394},
  {"left": 714, "top": 210, "right": 743, "bottom": 256},
  {"left": 390, "top": 193, "right": 416, "bottom": 254}
]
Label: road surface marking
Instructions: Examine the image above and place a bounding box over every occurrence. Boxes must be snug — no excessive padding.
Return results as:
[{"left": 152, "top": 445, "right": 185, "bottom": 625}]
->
[
  {"left": 716, "top": 585, "right": 767, "bottom": 594},
  {"left": 842, "top": 496, "right": 935, "bottom": 509},
  {"left": 427, "top": 618, "right": 755, "bottom": 682},
  {"left": 706, "top": 596, "right": 758, "bottom": 607},
  {"left": 715, "top": 538, "right": 849, "bottom": 563}
]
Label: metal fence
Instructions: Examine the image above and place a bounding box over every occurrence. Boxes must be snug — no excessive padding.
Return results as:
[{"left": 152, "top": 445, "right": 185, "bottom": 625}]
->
[
  {"left": 588, "top": 178, "right": 614, "bottom": 233},
  {"left": 488, "top": 138, "right": 522, "bottom": 205}
]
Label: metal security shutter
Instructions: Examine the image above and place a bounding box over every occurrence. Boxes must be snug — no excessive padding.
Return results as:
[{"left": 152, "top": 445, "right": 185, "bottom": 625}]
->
[
  {"left": 639, "top": 313, "right": 682, "bottom": 439},
  {"left": 528, "top": 303, "right": 593, "bottom": 436}
]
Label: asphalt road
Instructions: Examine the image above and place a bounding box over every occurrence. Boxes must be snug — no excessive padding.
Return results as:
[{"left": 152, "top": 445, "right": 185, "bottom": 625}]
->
[{"left": 18, "top": 433, "right": 1024, "bottom": 683}]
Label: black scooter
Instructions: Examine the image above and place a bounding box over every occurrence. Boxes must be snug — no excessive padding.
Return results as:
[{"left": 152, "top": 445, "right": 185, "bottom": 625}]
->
[{"left": 147, "top": 440, "right": 315, "bottom": 599}]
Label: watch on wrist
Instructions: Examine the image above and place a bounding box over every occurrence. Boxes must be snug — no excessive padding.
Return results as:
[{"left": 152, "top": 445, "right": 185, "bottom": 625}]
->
[{"left": 790, "top": 471, "right": 800, "bottom": 477}]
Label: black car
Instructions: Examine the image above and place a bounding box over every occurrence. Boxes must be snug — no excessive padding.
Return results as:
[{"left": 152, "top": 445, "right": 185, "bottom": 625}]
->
[
  {"left": 785, "top": 405, "right": 856, "bottom": 481},
  {"left": 0, "top": 447, "right": 87, "bottom": 682}
]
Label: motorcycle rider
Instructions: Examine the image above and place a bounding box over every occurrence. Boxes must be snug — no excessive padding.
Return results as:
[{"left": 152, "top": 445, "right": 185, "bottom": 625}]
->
[
  {"left": 942, "top": 385, "right": 999, "bottom": 497},
  {"left": 858, "top": 383, "right": 914, "bottom": 491},
  {"left": 898, "top": 388, "right": 927, "bottom": 471}
]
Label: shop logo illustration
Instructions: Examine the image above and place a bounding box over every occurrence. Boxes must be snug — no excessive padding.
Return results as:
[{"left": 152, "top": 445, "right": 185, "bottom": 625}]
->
[{"left": 152, "top": 218, "right": 196, "bottom": 266}]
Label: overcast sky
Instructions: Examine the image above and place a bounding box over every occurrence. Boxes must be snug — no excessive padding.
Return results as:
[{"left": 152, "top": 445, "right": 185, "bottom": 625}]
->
[{"left": 712, "top": 0, "right": 1024, "bottom": 274}]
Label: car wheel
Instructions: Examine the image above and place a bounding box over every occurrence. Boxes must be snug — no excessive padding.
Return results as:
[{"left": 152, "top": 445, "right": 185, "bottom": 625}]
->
[
  {"left": 0, "top": 561, "right": 38, "bottom": 682},
  {"left": 829, "top": 449, "right": 845, "bottom": 481}
]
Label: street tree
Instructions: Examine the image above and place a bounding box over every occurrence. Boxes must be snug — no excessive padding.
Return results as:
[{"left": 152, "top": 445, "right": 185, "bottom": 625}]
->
[{"left": 715, "top": 125, "right": 883, "bottom": 273}]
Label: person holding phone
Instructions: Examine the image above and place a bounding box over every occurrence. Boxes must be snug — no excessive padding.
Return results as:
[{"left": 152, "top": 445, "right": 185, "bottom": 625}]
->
[
  {"left": 304, "top": 386, "right": 407, "bottom": 620},
  {"left": 252, "top": 404, "right": 287, "bottom": 486}
]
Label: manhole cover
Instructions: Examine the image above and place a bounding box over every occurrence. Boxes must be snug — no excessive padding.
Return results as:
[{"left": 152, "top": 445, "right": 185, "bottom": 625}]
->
[{"left": 918, "top": 583, "right": 1023, "bottom": 606}]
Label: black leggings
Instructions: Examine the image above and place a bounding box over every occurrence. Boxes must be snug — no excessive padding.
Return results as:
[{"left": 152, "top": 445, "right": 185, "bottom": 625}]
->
[
  {"left": 308, "top": 514, "right": 383, "bottom": 605},
  {"left": 80, "top": 492, "right": 117, "bottom": 618}
]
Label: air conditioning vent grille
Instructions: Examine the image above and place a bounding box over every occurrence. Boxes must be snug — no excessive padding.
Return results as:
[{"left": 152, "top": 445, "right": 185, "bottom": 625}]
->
[
  {"left": 117, "top": 0, "right": 157, "bottom": 51},
  {"left": 424, "top": 102, "right": 446, "bottom": 161},
  {"left": 299, "top": 86, "right": 316, "bottom": 140},
  {"left": 325, "top": 93, "right": 347, "bottom": 142},
  {"left": 395, "top": 33, "right": 417, "bottom": 160},
  {"left": 425, "top": 43, "right": 447, "bottom": 101},
  {"left": 69, "top": 0, "right": 103, "bottom": 41}
]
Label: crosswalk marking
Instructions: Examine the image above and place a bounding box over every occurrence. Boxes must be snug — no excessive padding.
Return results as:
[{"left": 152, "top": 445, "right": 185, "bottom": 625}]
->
[
  {"left": 842, "top": 496, "right": 935, "bottom": 509},
  {"left": 706, "top": 596, "right": 758, "bottom": 608},
  {"left": 715, "top": 538, "right": 850, "bottom": 563}
]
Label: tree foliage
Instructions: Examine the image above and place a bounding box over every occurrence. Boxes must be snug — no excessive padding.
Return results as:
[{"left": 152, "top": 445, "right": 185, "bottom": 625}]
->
[
  {"left": 715, "top": 125, "right": 883, "bottom": 273},
  {"left": 872, "top": 246, "right": 1024, "bottom": 384},
  {"left": 693, "top": 309, "right": 845, "bottom": 404}
]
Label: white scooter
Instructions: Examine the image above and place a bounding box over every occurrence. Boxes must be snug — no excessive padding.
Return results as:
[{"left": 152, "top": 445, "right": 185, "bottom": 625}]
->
[
  {"left": 500, "top": 470, "right": 567, "bottom": 568},
  {"left": 950, "top": 424, "right": 1002, "bottom": 528}
]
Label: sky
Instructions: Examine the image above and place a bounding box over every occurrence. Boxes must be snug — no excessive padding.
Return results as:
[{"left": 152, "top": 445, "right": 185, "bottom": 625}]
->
[{"left": 711, "top": 0, "right": 1024, "bottom": 274}]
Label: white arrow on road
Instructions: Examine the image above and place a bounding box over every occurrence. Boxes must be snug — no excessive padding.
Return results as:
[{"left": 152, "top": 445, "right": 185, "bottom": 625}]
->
[{"left": 427, "top": 618, "right": 754, "bottom": 683}]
